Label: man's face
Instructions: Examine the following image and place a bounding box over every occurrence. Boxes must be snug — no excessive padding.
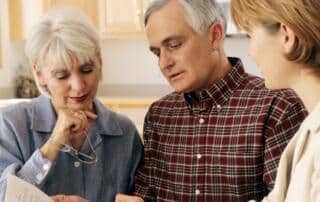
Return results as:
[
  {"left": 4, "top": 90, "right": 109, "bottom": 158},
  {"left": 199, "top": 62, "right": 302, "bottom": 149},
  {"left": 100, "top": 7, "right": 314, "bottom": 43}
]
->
[{"left": 145, "top": 1, "right": 219, "bottom": 93}]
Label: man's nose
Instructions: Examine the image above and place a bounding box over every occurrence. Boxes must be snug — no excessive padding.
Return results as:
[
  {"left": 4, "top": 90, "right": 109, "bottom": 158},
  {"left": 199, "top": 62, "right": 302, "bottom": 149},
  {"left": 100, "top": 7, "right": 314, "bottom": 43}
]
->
[{"left": 159, "top": 51, "right": 174, "bottom": 71}]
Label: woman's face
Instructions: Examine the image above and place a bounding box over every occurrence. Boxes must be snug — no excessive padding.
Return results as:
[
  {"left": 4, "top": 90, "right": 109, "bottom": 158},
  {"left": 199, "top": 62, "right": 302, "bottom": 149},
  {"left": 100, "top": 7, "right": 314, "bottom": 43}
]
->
[
  {"left": 248, "top": 25, "right": 294, "bottom": 89},
  {"left": 34, "top": 56, "right": 101, "bottom": 112}
]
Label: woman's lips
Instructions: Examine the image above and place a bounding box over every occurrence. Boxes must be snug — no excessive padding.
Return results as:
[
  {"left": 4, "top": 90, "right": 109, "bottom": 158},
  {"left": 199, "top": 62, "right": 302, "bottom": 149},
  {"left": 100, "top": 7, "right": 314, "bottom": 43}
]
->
[{"left": 69, "top": 94, "right": 88, "bottom": 103}]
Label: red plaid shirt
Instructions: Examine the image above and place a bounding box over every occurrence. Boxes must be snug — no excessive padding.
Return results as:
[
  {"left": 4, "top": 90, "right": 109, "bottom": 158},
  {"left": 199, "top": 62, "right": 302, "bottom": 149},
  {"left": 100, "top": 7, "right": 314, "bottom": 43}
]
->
[{"left": 134, "top": 58, "right": 307, "bottom": 202}]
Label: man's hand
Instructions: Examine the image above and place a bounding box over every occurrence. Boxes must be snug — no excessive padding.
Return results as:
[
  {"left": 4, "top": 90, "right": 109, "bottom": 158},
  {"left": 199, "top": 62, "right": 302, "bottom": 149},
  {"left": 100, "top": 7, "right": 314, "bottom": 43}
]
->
[
  {"left": 115, "top": 194, "right": 144, "bottom": 202},
  {"left": 51, "top": 195, "right": 89, "bottom": 202}
]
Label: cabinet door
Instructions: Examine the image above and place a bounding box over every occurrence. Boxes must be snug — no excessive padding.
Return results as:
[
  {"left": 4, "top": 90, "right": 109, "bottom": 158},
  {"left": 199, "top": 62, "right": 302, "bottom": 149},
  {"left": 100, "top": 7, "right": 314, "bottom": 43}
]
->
[
  {"left": 8, "top": 0, "right": 23, "bottom": 40},
  {"left": 43, "top": 0, "right": 99, "bottom": 29},
  {"left": 0, "top": 7, "right": 2, "bottom": 68},
  {"left": 8, "top": 0, "right": 44, "bottom": 40},
  {"left": 101, "top": 0, "right": 143, "bottom": 37},
  {"left": 8, "top": 0, "right": 99, "bottom": 40}
]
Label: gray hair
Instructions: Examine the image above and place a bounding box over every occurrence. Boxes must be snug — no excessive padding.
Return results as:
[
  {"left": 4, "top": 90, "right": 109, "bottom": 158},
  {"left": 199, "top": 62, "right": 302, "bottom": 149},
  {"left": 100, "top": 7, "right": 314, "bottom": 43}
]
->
[
  {"left": 144, "top": 0, "right": 227, "bottom": 35},
  {"left": 25, "top": 8, "right": 101, "bottom": 95}
]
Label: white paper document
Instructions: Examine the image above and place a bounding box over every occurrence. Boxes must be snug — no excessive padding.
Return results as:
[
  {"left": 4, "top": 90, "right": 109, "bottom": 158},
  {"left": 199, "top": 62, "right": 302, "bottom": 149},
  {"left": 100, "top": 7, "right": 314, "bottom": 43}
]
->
[{"left": 5, "top": 175, "right": 52, "bottom": 202}]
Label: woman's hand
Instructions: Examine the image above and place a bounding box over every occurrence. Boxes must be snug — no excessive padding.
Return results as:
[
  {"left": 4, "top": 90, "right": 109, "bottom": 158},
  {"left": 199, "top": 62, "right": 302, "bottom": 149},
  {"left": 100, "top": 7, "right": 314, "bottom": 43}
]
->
[
  {"left": 40, "top": 109, "right": 97, "bottom": 160},
  {"left": 51, "top": 195, "right": 89, "bottom": 202},
  {"left": 115, "top": 194, "right": 144, "bottom": 202}
]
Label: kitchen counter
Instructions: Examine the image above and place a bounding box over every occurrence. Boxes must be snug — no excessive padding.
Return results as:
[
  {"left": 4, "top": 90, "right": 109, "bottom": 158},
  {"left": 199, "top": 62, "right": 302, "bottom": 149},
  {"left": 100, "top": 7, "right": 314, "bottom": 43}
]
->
[{"left": 98, "top": 96, "right": 157, "bottom": 110}]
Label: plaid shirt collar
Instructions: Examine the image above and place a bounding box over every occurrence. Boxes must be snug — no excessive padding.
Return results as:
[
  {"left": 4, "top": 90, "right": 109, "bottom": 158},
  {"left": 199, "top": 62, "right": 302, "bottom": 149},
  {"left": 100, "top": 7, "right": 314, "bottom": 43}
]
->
[{"left": 184, "top": 57, "right": 246, "bottom": 109}]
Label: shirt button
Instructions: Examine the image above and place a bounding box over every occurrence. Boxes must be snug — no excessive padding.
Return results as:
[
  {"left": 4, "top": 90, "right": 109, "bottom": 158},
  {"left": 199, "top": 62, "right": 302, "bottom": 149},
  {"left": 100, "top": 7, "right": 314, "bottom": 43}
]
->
[
  {"left": 199, "top": 118, "right": 205, "bottom": 124},
  {"left": 216, "top": 104, "right": 222, "bottom": 111},
  {"left": 197, "top": 154, "right": 202, "bottom": 159},
  {"left": 43, "top": 163, "right": 50, "bottom": 171},
  {"left": 36, "top": 173, "right": 43, "bottom": 181},
  {"left": 74, "top": 161, "right": 81, "bottom": 167},
  {"left": 195, "top": 189, "right": 200, "bottom": 195}
]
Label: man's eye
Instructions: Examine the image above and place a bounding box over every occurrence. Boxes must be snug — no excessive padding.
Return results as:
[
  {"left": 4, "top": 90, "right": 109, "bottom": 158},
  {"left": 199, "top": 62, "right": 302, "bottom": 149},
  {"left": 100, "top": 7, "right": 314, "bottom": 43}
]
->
[
  {"left": 168, "top": 42, "right": 181, "bottom": 50},
  {"left": 152, "top": 50, "right": 160, "bottom": 57}
]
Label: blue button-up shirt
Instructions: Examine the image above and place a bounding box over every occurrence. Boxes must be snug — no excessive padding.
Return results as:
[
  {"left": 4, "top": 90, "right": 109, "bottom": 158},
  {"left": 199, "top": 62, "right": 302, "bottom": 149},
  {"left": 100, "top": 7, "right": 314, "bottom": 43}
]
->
[{"left": 0, "top": 95, "right": 143, "bottom": 202}]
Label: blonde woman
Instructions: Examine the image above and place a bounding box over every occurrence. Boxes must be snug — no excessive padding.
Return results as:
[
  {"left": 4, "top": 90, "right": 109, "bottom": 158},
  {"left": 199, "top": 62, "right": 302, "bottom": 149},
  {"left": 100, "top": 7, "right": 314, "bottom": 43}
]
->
[
  {"left": 0, "top": 9, "right": 143, "bottom": 202},
  {"left": 231, "top": 0, "right": 320, "bottom": 201}
]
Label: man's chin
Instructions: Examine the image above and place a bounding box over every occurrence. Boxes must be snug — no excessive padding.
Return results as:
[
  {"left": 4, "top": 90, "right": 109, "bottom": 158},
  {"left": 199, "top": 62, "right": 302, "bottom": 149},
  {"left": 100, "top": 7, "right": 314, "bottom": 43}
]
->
[{"left": 172, "top": 86, "right": 193, "bottom": 94}]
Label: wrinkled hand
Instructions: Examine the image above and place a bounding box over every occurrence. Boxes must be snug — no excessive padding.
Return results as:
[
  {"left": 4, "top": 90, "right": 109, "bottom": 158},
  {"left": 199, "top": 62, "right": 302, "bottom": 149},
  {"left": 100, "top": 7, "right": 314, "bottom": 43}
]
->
[
  {"left": 51, "top": 195, "right": 89, "bottom": 202},
  {"left": 115, "top": 194, "right": 144, "bottom": 202},
  {"left": 41, "top": 108, "right": 97, "bottom": 160},
  {"left": 52, "top": 109, "right": 97, "bottom": 144}
]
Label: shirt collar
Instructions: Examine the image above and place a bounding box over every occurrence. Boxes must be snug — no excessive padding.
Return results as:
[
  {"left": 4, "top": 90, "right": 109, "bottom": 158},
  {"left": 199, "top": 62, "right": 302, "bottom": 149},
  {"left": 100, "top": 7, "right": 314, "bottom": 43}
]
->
[
  {"left": 31, "top": 95, "right": 124, "bottom": 136},
  {"left": 184, "top": 57, "right": 246, "bottom": 107},
  {"left": 304, "top": 102, "right": 320, "bottom": 134}
]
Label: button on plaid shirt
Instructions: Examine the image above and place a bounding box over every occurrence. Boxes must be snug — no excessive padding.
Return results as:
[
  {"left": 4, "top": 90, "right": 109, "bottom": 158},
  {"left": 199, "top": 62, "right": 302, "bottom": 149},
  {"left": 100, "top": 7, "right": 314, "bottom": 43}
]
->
[{"left": 134, "top": 58, "right": 307, "bottom": 202}]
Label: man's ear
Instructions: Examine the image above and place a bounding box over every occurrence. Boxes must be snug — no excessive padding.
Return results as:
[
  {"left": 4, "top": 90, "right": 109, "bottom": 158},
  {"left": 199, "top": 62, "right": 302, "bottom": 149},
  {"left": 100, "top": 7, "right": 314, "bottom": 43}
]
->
[
  {"left": 280, "top": 23, "right": 296, "bottom": 54},
  {"left": 208, "top": 22, "right": 224, "bottom": 51},
  {"left": 32, "top": 64, "right": 46, "bottom": 86}
]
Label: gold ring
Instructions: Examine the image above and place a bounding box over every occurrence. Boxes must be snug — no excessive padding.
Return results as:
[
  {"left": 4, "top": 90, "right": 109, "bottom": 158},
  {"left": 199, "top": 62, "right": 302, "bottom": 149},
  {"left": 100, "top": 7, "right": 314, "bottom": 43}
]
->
[{"left": 72, "top": 111, "right": 82, "bottom": 117}]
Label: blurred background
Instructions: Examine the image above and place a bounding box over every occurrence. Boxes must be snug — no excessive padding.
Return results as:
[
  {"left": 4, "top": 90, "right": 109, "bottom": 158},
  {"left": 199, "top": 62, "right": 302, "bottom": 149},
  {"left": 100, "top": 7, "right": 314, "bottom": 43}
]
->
[{"left": 0, "top": 0, "right": 259, "bottom": 134}]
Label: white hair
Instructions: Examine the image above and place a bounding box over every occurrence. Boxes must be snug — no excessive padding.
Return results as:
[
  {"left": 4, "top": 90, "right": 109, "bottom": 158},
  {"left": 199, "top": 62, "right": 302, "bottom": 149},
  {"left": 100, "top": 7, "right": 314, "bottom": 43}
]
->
[
  {"left": 25, "top": 8, "right": 101, "bottom": 95},
  {"left": 144, "top": 0, "right": 226, "bottom": 35}
]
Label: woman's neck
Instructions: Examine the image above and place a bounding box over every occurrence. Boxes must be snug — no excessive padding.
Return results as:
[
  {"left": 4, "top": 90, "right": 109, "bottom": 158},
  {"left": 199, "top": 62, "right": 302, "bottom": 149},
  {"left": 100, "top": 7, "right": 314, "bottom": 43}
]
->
[{"left": 290, "top": 69, "right": 320, "bottom": 112}]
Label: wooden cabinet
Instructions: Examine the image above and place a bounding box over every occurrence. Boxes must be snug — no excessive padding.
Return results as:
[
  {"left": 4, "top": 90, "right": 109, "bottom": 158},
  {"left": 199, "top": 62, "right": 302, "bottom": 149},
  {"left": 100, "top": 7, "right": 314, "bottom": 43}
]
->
[
  {"left": 7, "top": 0, "right": 151, "bottom": 40},
  {"left": 8, "top": 0, "right": 99, "bottom": 40},
  {"left": 0, "top": 30, "right": 2, "bottom": 68},
  {"left": 0, "top": 13, "right": 2, "bottom": 68},
  {"left": 43, "top": 0, "right": 99, "bottom": 29},
  {"left": 100, "top": 0, "right": 149, "bottom": 38},
  {"left": 8, "top": 0, "right": 44, "bottom": 40},
  {"left": 0, "top": 1, "right": 4, "bottom": 67}
]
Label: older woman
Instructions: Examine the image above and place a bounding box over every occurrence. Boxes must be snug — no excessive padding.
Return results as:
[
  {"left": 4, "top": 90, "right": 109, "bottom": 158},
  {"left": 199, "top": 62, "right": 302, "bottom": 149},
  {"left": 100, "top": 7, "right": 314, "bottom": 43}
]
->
[
  {"left": 231, "top": 0, "right": 320, "bottom": 201},
  {"left": 0, "top": 9, "right": 143, "bottom": 202}
]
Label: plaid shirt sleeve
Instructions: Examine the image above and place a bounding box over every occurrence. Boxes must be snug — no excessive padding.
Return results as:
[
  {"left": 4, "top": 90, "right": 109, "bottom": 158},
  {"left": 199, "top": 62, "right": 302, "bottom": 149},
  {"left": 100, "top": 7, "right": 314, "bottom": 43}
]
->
[
  {"left": 263, "top": 96, "right": 307, "bottom": 190},
  {"left": 134, "top": 105, "right": 157, "bottom": 201}
]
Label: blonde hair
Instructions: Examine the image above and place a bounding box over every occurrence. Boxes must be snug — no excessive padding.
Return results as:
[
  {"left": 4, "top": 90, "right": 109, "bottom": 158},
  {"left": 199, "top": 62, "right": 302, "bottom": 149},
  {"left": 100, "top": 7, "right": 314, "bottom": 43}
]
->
[
  {"left": 25, "top": 8, "right": 101, "bottom": 95},
  {"left": 231, "top": 0, "right": 320, "bottom": 68}
]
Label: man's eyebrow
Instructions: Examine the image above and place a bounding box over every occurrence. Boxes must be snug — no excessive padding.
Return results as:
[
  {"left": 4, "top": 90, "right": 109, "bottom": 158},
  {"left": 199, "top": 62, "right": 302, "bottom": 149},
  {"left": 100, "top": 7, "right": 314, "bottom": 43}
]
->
[
  {"left": 149, "top": 36, "right": 182, "bottom": 51},
  {"left": 162, "top": 36, "right": 183, "bottom": 45},
  {"left": 149, "top": 46, "right": 157, "bottom": 52}
]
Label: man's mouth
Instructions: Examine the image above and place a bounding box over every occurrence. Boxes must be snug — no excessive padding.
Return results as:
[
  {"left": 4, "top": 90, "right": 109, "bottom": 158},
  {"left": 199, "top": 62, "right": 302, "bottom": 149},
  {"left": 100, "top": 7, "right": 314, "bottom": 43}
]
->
[{"left": 169, "top": 71, "right": 185, "bottom": 81}]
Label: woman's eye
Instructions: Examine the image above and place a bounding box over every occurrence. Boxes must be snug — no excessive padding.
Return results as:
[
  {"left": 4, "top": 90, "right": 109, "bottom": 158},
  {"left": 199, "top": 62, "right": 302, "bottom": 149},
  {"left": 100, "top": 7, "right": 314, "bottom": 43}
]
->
[
  {"left": 56, "top": 73, "right": 68, "bottom": 80},
  {"left": 81, "top": 66, "right": 94, "bottom": 73}
]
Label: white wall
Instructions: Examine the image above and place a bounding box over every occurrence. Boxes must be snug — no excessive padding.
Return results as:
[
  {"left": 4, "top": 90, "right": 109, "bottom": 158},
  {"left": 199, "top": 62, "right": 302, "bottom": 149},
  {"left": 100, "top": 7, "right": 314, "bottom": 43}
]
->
[
  {"left": 101, "top": 38, "right": 166, "bottom": 84},
  {"left": 224, "top": 37, "right": 261, "bottom": 76},
  {"left": 102, "top": 36, "right": 260, "bottom": 85}
]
